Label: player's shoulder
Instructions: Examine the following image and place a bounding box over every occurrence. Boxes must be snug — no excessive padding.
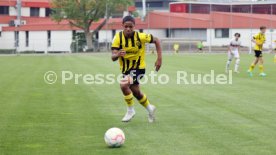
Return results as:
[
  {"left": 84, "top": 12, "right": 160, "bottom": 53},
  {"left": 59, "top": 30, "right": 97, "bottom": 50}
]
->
[
  {"left": 113, "top": 31, "right": 124, "bottom": 40},
  {"left": 114, "top": 31, "right": 123, "bottom": 37},
  {"left": 112, "top": 31, "right": 122, "bottom": 43},
  {"left": 137, "top": 31, "right": 147, "bottom": 37},
  {"left": 253, "top": 33, "right": 261, "bottom": 38},
  {"left": 230, "top": 38, "right": 235, "bottom": 42}
]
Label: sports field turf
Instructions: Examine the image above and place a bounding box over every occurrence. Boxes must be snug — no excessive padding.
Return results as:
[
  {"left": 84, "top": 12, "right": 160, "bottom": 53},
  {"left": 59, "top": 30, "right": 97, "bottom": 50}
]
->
[{"left": 0, "top": 53, "right": 275, "bottom": 155}]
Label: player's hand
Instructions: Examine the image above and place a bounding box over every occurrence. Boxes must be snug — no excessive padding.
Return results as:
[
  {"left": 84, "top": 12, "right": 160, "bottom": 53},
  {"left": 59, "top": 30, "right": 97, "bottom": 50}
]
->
[
  {"left": 117, "top": 50, "right": 126, "bottom": 57},
  {"left": 155, "top": 58, "right": 162, "bottom": 72}
]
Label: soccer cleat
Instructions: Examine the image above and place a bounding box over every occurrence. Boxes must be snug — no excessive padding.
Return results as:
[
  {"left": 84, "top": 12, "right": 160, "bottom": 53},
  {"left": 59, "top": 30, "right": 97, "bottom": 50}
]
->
[
  {"left": 122, "top": 110, "right": 135, "bottom": 122},
  {"left": 247, "top": 70, "right": 253, "bottom": 77},
  {"left": 148, "top": 105, "right": 156, "bottom": 123},
  {"left": 234, "top": 71, "right": 240, "bottom": 74},
  {"left": 259, "top": 72, "right": 267, "bottom": 77}
]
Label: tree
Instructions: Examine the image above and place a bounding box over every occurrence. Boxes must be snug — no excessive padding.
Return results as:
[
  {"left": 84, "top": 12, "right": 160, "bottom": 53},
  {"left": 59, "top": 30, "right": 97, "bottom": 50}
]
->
[{"left": 51, "top": 0, "right": 131, "bottom": 50}]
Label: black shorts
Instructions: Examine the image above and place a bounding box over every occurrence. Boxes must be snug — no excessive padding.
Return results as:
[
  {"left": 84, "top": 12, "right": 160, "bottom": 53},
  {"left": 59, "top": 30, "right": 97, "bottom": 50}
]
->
[
  {"left": 254, "top": 50, "right": 262, "bottom": 57},
  {"left": 123, "top": 69, "right": 145, "bottom": 85}
]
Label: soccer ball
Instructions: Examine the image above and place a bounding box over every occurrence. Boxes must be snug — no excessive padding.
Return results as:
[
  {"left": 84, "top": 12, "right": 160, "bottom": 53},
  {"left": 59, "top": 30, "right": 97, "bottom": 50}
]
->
[{"left": 104, "top": 127, "right": 125, "bottom": 147}]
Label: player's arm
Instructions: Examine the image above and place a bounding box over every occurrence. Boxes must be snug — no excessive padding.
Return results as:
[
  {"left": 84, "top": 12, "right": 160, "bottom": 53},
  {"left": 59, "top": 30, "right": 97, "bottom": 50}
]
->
[
  {"left": 252, "top": 34, "right": 261, "bottom": 45},
  {"left": 251, "top": 37, "right": 256, "bottom": 44},
  {"left": 111, "top": 49, "right": 126, "bottom": 61},
  {"left": 228, "top": 44, "right": 232, "bottom": 53},
  {"left": 152, "top": 37, "right": 162, "bottom": 72},
  {"left": 111, "top": 33, "right": 125, "bottom": 61}
]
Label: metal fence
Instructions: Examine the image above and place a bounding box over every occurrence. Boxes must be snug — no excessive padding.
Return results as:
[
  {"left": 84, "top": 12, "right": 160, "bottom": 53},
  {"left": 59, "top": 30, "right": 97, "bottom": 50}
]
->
[{"left": 1, "top": 0, "right": 276, "bottom": 54}]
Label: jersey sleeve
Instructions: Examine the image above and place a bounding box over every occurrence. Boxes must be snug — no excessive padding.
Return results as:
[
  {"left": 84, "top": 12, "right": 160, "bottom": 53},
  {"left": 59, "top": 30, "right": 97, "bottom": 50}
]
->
[
  {"left": 139, "top": 33, "right": 154, "bottom": 44},
  {"left": 229, "top": 39, "right": 234, "bottom": 46},
  {"left": 253, "top": 33, "right": 259, "bottom": 40},
  {"left": 111, "top": 33, "right": 120, "bottom": 50}
]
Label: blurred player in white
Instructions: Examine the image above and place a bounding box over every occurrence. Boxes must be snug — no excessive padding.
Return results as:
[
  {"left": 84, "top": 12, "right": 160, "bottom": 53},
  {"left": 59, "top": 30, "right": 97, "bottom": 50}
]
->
[{"left": 225, "top": 33, "right": 241, "bottom": 73}]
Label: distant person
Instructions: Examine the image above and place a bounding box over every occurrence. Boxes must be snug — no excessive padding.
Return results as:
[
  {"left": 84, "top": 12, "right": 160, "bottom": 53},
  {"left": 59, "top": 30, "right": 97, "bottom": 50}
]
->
[
  {"left": 197, "top": 41, "right": 203, "bottom": 52},
  {"left": 247, "top": 26, "right": 267, "bottom": 77},
  {"left": 173, "top": 43, "right": 180, "bottom": 54},
  {"left": 274, "top": 40, "right": 276, "bottom": 63},
  {"left": 225, "top": 33, "right": 241, "bottom": 73}
]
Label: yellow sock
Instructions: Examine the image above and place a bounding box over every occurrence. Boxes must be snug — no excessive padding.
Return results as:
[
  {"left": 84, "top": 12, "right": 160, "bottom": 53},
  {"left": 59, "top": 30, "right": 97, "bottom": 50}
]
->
[
  {"left": 139, "top": 94, "right": 150, "bottom": 108},
  {"left": 249, "top": 64, "right": 255, "bottom": 71},
  {"left": 124, "top": 93, "right": 134, "bottom": 107},
  {"left": 259, "top": 65, "right": 264, "bottom": 73}
]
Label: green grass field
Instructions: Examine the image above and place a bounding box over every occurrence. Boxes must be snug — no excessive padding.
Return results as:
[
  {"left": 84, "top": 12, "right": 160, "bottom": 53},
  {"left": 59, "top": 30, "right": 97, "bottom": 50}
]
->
[{"left": 0, "top": 53, "right": 275, "bottom": 155}]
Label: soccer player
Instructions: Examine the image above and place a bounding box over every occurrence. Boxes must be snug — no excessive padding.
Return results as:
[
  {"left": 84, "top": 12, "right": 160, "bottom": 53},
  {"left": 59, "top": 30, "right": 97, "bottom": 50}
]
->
[
  {"left": 247, "top": 26, "right": 267, "bottom": 77},
  {"left": 197, "top": 41, "right": 203, "bottom": 52},
  {"left": 111, "top": 16, "right": 162, "bottom": 123},
  {"left": 274, "top": 40, "right": 276, "bottom": 63},
  {"left": 225, "top": 33, "right": 241, "bottom": 73}
]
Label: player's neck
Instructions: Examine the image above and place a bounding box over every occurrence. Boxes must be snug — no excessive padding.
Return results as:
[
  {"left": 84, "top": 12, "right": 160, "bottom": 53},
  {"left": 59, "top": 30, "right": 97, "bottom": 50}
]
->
[{"left": 123, "top": 31, "right": 135, "bottom": 38}]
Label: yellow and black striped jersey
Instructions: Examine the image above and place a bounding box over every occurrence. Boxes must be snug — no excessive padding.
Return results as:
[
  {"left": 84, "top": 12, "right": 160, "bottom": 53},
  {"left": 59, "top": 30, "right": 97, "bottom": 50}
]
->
[
  {"left": 111, "top": 31, "right": 153, "bottom": 73},
  {"left": 253, "top": 32, "right": 266, "bottom": 51}
]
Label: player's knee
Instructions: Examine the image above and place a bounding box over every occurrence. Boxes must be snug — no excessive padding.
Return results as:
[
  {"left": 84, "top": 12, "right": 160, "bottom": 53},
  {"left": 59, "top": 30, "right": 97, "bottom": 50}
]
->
[
  {"left": 236, "top": 58, "right": 240, "bottom": 64},
  {"left": 132, "top": 91, "right": 143, "bottom": 99},
  {"left": 120, "top": 80, "right": 129, "bottom": 90}
]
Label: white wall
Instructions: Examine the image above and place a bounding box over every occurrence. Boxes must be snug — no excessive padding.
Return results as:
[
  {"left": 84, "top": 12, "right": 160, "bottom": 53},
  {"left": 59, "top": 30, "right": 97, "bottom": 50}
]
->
[
  {"left": 206, "top": 29, "right": 273, "bottom": 51},
  {"left": 50, "top": 31, "right": 73, "bottom": 52},
  {"left": 21, "top": 7, "right": 30, "bottom": 17},
  {"left": 40, "top": 8, "right": 45, "bottom": 17},
  {"left": 18, "top": 31, "right": 26, "bottom": 51},
  {"left": 144, "top": 29, "right": 166, "bottom": 39},
  {"left": 0, "top": 32, "right": 15, "bottom": 49},
  {"left": 2, "top": 28, "right": 275, "bottom": 52},
  {"left": 10, "top": 6, "right": 31, "bottom": 17},
  {"left": 99, "top": 30, "right": 113, "bottom": 43},
  {"left": 9, "top": 6, "right": 17, "bottom": 16},
  {"left": 26, "top": 31, "right": 47, "bottom": 52},
  {"left": 15, "top": 31, "right": 73, "bottom": 52}
]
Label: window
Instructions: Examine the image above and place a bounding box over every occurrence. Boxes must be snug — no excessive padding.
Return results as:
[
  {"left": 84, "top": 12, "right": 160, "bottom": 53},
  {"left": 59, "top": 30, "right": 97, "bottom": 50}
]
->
[
  {"left": 112, "top": 30, "right": 116, "bottom": 38},
  {"left": 45, "top": 8, "right": 52, "bottom": 17},
  {"left": 15, "top": 31, "right": 19, "bottom": 47},
  {"left": 47, "top": 31, "right": 51, "bottom": 47},
  {"left": 30, "top": 7, "right": 40, "bottom": 17},
  {"left": 215, "top": 29, "right": 229, "bottom": 38},
  {"left": 0, "top": 6, "right": 9, "bottom": 15},
  {"left": 135, "top": 1, "right": 163, "bottom": 8},
  {"left": 25, "top": 31, "right": 29, "bottom": 47},
  {"left": 72, "top": 30, "right": 76, "bottom": 40}
]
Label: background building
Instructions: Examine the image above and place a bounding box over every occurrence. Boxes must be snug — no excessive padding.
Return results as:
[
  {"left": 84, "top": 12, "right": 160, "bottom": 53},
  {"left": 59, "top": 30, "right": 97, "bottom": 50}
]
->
[{"left": 0, "top": 0, "right": 276, "bottom": 53}]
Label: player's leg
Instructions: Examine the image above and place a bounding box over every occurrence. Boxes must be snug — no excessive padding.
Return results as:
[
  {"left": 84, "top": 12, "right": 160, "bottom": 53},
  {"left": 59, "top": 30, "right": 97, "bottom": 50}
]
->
[
  {"left": 247, "top": 51, "right": 259, "bottom": 76},
  {"left": 274, "top": 50, "right": 276, "bottom": 63},
  {"left": 234, "top": 50, "right": 240, "bottom": 73},
  {"left": 120, "top": 75, "right": 136, "bottom": 122},
  {"left": 225, "top": 51, "right": 233, "bottom": 73},
  {"left": 130, "top": 84, "right": 156, "bottom": 123},
  {"left": 258, "top": 57, "right": 266, "bottom": 76}
]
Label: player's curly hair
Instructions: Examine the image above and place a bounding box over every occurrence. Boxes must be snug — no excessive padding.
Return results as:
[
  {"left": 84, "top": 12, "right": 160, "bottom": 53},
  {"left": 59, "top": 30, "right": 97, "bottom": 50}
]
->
[
  {"left": 260, "top": 26, "right": 266, "bottom": 30},
  {"left": 234, "top": 33, "right": 241, "bottom": 37},
  {"left": 122, "top": 16, "right": 135, "bottom": 25}
]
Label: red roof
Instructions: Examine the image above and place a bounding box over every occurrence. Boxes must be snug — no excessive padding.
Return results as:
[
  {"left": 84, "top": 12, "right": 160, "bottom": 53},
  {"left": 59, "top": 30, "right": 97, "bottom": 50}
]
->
[
  {"left": 2, "top": 11, "right": 276, "bottom": 31},
  {"left": 0, "top": 0, "right": 51, "bottom": 7},
  {"left": 0, "top": 16, "right": 16, "bottom": 24},
  {"left": 128, "top": 6, "right": 136, "bottom": 12},
  {"left": 146, "top": 11, "right": 276, "bottom": 29},
  {"left": 2, "top": 17, "right": 147, "bottom": 31}
]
